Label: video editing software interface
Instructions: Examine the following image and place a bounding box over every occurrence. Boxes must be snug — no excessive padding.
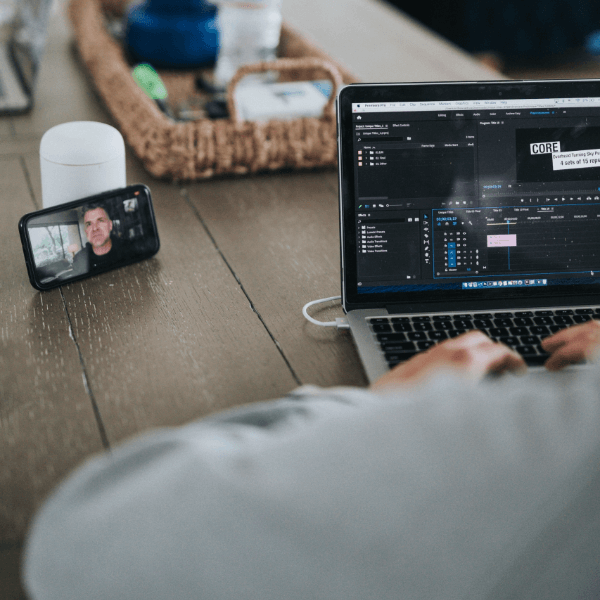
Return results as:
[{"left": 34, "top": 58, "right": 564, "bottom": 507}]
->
[{"left": 351, "top": 96, "right": 600, "bottom": 295}]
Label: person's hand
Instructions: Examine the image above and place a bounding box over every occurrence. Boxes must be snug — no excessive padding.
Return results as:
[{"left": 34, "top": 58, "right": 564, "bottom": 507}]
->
[
  {"left": 372, "top": 330, "right": 527, "bottom": 390},
  {"left": 541, "top": 319, "right": 600, "bottom": 371}
]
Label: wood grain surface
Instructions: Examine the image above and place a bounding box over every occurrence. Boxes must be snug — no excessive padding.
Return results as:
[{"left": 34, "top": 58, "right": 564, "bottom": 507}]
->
[
  {"left": 0, "top": 157, "right": 104, "bottom": 544},
  {"left": 0, "top": 120, "right": 14, "bottom": 139},
  {"left": 0, "top": 543, "right": 26, "bottom": 600},
  {"left": 23, "top": 154, "right": 300, "bottom": 446},
  {"left": 184, "top": 170, "right": 369, "bottom": 389}
]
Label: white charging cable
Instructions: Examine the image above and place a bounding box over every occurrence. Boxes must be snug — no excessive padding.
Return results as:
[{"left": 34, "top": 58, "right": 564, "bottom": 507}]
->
[{"left": 302, "top": 295, "right": 349, "bottom": 329}]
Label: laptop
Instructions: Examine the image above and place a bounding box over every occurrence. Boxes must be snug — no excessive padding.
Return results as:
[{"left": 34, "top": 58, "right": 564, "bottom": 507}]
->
[
  {"left": 0, "top": 0, "right": 51, "bottom": 114},
  {"left": 337, "top": 79, "right": 600, "bottom": 382}
]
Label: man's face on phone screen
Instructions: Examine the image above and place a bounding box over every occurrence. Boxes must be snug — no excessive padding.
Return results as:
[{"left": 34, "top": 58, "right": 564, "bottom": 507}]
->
[{"left": 84, "top": 208, "right": 112, "bottom": 249}]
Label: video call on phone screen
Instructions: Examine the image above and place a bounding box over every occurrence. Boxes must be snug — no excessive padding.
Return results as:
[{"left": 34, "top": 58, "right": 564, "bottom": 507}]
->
[{"left": 25, "top": 188, "right": 157, "bottom": 287}]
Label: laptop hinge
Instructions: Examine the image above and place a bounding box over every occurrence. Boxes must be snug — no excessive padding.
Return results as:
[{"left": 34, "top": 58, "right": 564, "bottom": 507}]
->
[{"left": 386, "top": 295, "right": 600, "bottom": 315}]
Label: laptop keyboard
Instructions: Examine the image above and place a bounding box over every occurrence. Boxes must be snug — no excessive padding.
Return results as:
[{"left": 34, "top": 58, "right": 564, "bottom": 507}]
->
[{"left": 369, "top": 308, "right": 600, "bottom": 368}]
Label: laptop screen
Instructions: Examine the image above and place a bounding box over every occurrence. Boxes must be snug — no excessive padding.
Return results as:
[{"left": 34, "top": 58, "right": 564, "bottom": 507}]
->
[{"left": 338, "top": 80, "right": 600, "bottom": 309}]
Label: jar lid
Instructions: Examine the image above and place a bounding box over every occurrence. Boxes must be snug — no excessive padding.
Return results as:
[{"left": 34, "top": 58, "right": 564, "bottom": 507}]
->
[{"left": 40, "top": 121, "right": 125, "bottom": 166}]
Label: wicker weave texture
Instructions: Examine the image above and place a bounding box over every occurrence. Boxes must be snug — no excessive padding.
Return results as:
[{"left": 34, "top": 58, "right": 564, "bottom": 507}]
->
[{"left": 68, "top": 0, "right": 357, "bottom": 180}]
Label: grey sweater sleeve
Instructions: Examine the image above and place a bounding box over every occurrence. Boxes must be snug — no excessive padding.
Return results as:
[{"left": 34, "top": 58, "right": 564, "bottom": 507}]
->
[{"left": 23, "top": 370, "right": 600, "bottom": 600}]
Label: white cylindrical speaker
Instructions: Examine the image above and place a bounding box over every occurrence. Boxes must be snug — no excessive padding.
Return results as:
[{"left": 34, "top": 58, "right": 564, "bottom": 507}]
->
[{"left": 40, "top": 121, "right": 126, "bottom": 208}]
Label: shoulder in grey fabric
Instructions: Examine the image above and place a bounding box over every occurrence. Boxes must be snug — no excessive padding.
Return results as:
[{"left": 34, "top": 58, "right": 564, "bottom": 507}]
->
[{"left": 23, "top": 370, "right": 600, "bottom": 600}]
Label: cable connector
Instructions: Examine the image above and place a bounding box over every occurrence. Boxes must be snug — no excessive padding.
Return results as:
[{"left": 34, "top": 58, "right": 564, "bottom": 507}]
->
[
  {"left": 335, "top": 317, "right": 350, "bottom": 330},
  {"left": 302, "top": 296, "right": 348, "bottom": 328}
]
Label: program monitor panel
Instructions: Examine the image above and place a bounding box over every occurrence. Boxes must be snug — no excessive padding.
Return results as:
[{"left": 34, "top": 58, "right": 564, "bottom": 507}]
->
[{"left": 339, "top": 82, "right": 600, "bottom": 305}]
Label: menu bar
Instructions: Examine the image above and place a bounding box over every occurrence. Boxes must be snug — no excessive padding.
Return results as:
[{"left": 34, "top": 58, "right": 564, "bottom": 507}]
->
[{"left": 352, "top": 98, "right": 600, "bottom": 113}]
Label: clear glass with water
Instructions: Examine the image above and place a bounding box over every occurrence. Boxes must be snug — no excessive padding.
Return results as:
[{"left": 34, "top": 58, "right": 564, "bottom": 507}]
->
[{"left": 213, "top": 0, "right": 283, "bottom": 90}]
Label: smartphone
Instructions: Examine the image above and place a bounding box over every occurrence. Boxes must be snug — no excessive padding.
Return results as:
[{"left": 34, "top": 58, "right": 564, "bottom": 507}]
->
[{"left": 19, "top": 184, "right": 160, "bottom": 291}]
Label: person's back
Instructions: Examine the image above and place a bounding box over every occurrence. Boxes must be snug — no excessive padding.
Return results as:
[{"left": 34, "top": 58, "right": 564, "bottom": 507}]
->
[{"left": 22, "top": 326, "right": 600, "bottom": 600}]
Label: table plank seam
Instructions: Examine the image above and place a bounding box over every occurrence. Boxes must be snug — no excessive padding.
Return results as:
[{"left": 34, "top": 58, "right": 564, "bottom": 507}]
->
[
  {"left": 180, "top": 188, "right": 302, "bottom": 387},
  {"left": 19, "top": 156, "right": 40, "bottom": 211},
  {"left": 58, "top": 287, "right": 111, "bottom": 450}
]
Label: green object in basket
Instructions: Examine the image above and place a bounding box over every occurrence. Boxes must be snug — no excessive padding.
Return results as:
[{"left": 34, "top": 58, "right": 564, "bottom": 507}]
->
[
  {"left": 132, "top": 63, "right": 174, "bottom": 118},
  {"left": 132, "top": 63, "right": 168, "bottom": 101}
]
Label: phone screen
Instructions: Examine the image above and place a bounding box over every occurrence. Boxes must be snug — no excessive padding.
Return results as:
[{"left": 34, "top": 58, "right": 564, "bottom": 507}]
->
[{"left": 19, "top": 184, "right": 160, "bottom": 290}]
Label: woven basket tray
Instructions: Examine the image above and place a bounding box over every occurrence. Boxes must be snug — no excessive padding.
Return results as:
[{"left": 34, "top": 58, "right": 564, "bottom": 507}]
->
[{"left": 68, "top": 0, "right": 357, "bottom": 180}]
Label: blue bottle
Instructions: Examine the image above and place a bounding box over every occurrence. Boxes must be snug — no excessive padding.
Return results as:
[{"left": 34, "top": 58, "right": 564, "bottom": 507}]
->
[{"left": 125, "top": 0, "right": 219, "bottom": 69}]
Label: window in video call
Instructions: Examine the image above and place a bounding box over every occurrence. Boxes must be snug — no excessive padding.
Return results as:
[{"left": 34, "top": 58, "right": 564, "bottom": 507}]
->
[
  {"left": 26, "top": 191, "right": 156, "bottom": 287},
  {"left": 351, "top": 98, "right": 600, "bottom": 294}
]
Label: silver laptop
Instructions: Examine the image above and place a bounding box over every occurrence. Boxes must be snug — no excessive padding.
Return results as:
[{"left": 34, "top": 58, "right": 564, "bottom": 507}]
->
[
  {"left": 337, "top": 80, "right": 600, "bottom": 382},
  {"left": 0, "top": 0, "right": 51, "bottom": 113}
]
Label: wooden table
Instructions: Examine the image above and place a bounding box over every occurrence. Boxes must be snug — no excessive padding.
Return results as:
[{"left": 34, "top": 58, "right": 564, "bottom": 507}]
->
[{"left": 0, "top": 2, "right": 497, "bottom": 597}]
